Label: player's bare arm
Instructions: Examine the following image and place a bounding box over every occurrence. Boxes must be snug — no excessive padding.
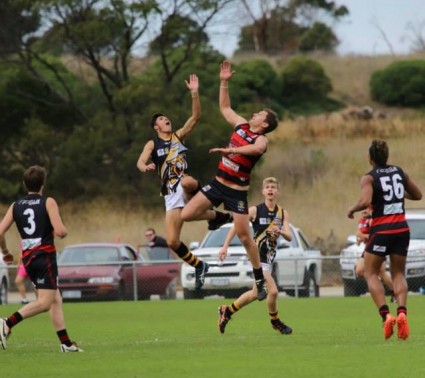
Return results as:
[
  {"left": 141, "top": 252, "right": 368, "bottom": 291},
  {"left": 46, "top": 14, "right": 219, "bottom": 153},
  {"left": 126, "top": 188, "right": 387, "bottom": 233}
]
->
[
  {"left": 219, "top": 60, "right": 246, "bottom": 127},
  {"left": 218, "top": 224, "right": 237, "bottom": 261},
  {"left": 280, "top": 210, "right": 292, "bottom": 241},
  {"left": 0, "top": 205, "right": 14, "bottom": 263},
  {"left": 176, "top": 74, "right": 201, "bottom": 140},
  {"left": 209, "top": 135, "right": 268, "bottom": 156},
  {"left": 46, "top": 197, "right": 68, "bottom": 239},
  {"left": 137, "top": 140, "right": 156, "bottom": 173},
  {"left": 347, "top": 175, "right": 374, "bottom": 218},
  {"left": 404, "top": 172, "right": 422, "bottom": 200}
]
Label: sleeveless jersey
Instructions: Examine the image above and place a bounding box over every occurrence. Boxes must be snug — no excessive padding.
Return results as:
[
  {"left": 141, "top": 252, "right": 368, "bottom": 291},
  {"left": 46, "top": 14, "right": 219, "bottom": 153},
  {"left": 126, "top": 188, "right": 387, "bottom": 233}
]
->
[
  {"left": 216, "top": 123, "right": 263, "bottom": 186},
  {"left": 252, "top": 203, "right": 284, "bottom": 265},
  {"left": 358, "top": 217, "right": 370, "bottom": 234},
  {"left": 12, "top": 194, "right": 56, "bottom": 261},
  {"left": 368, "top": 165, "right": 409, "bottom": 235},
  {"left": 151, "top": 133, "right": 188, "bottom": 196}
]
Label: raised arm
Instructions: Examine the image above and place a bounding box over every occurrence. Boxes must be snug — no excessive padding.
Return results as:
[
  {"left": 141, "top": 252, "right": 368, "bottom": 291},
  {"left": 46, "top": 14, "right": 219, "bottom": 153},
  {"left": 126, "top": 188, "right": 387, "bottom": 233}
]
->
[
  {"left": 46, "top": 197, "right": 68, "bottom": 239},
  {"left": 176, "top": 74, "right": 201, "bottom": 140},
  {"left": 219, "top": 60, "right": 247, "bottom": 127},
  {"left": 137, "top": 140, "right": 156, "bottom": 173}
]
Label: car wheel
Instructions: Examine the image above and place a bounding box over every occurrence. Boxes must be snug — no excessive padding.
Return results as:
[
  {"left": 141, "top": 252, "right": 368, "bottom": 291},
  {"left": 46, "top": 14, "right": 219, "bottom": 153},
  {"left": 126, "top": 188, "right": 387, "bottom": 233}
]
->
[
  {"left": 343, "top": 278, "right": 366, "bottom": 296},
  {"left": 0, "top": 278, "right": 8, "bottom": 305},
  {"left": 160, "top": 278, "right": 177, "bottom": 300},
  {"left": 183, "top": 288, "right": 204, "bottom": 299},
  {"left": 299, "top": 270, "right": 319, "bottom": 297},
  {"left": 117, "top": 281, "right": 126, "bottom": 300}
]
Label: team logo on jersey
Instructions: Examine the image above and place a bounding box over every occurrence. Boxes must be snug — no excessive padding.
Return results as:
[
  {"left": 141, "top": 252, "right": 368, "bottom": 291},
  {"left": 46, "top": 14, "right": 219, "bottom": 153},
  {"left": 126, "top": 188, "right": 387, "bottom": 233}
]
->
[
  {"left": 259, "top": 218, "right": 268, "bottom": 225},
  {"left": 37, "top": 278, "right": 45, "bottom": 285},
  {"left": 21, "top": 237, "right": 42, "bottom": 251},
  {"left": 384, "top": 202, "right": 403, "bottom": 215},
  {"left": 157, "top": 148, "right": 168, "bottom": 156},
  {"left": 223, "top": 157, "right": 239, "bottom": 172},
  {"left": 236, "top": 128, "right": 254, "bottom": 143},
  {"left": 202, "top": 184, "right": 211, "bottom": 192}
]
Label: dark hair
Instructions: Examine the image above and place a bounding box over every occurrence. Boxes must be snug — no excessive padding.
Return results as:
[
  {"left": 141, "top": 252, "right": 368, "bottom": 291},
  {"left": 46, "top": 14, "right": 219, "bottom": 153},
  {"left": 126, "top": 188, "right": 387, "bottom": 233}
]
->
[
  {"left": 150, "top": 113, "right": 165, "bottom": 128},
  {"left": 23, "top": 165, "right": 46, "bottom": 192},
  {"left": 146, "top": 227, "right": 156, "bottom": 234},
  {"left": 369, "top": 139, "right": 389, "bottom": 166},
  {"left": 263, "top": 108, "right": 279, "bottom": 134}
]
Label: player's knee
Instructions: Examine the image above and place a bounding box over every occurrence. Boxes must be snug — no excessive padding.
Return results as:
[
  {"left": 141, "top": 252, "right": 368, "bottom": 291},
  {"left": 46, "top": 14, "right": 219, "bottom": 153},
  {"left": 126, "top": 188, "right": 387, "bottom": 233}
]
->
[{"left": 167, "top": 239, "right": 180, "bottom": 251}]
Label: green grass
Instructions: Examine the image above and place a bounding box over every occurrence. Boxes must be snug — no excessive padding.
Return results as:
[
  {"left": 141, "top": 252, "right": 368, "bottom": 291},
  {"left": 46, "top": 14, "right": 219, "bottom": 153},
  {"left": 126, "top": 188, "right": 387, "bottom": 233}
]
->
[{"left": 2, "top": 296, "right": 425, "bottom": 378}]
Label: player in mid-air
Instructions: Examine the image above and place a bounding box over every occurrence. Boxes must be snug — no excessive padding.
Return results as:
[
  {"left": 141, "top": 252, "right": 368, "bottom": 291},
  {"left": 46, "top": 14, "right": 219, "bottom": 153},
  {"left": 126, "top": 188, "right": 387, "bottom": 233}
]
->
[
  {"left": 181, "top": 60, "right": 280, "bottom": 301},
  {"left": 347, "top": 139, "right": 422, "bottom": 340},
  {"left": 216, "top": 177, "right": 293, "bottom": 334},
  {"left": 137, "top": 74, "right": 228, "bottom": 290}
]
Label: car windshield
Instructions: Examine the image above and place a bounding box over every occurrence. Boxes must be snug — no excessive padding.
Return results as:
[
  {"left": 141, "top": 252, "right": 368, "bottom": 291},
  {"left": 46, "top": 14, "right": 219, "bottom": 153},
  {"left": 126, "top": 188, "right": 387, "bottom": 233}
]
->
[
  {"left": 58, "top": 247, "right": 120, "bottom": 264},
  {"left": 202, "top": 227, "right": 253, "bottom": 248},
  {"left": 407, "top": 219, "right": 425, "bottom": 240}
]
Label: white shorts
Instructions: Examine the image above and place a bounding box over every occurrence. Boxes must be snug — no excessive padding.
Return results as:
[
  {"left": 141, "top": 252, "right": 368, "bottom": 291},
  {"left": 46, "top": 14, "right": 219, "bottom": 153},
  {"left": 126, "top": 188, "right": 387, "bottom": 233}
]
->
[
  {"left": 261, "top": 262, "right": 272, "bottom": 272},
  {"left": 164, "top": 183, "right": 187, "bottom": 211}
]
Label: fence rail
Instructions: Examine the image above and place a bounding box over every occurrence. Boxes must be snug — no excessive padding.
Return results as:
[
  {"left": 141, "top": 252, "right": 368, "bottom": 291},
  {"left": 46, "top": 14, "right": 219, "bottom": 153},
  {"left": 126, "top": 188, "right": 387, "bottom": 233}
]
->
[{"left": 1, "top": 254, "right": 425, "bottom": 304}]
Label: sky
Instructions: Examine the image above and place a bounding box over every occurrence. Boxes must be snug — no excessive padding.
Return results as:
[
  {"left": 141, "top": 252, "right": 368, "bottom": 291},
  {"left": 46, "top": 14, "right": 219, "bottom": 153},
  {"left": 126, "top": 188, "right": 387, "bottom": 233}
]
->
[{"left": 209, "top": 0, "right": 425, "bottom": 57}]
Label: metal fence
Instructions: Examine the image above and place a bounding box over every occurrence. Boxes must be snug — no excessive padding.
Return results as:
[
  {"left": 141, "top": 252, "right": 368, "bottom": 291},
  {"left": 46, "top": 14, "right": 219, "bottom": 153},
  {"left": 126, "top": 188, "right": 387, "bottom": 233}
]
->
[{"left": 2, "top": 254, "right": 425, "bottom": 305}]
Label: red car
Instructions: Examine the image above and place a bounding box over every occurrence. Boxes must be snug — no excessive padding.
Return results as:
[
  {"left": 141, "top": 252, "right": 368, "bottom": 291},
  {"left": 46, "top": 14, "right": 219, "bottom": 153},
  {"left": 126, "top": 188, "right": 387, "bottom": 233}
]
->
[{"left": 58, "top": 243, "right": 179, "bottom": 301}]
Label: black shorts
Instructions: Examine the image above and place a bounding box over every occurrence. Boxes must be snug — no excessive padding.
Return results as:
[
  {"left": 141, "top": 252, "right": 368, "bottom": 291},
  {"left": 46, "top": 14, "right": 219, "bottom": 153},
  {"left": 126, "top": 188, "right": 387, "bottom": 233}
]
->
[
  {"left": 201, "top": 178, "right": 248, "bottom": 214},
  {"left": 24, "top": 253, "right": 58, "bottom": 290},
  {"left": 365, "top": 231, "right": 410, "bottom": 257}
]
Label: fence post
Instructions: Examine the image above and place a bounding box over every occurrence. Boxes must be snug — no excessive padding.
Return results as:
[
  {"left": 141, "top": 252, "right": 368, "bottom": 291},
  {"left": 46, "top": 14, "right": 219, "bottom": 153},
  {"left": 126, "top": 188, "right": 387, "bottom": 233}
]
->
[{"left": 132, "top": 261, "right": 138, "bottom": 301}]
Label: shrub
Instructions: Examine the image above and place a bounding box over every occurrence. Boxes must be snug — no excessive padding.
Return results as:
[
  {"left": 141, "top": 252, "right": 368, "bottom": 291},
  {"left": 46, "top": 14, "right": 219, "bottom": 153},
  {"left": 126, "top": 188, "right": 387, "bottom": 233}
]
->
[
  {"left": 370, "top": 60, "right": 425, "bottom": 107},
  {"left": 281, "top": 55, "right": 332, "bottom": 101}
]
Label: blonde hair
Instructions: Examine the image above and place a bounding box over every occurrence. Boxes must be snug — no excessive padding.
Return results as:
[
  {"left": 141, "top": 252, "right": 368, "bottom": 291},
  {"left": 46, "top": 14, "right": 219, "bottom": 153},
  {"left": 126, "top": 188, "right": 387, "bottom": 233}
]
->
[{"left": 262, "top": 177, "right": 280, "bottom": 189}]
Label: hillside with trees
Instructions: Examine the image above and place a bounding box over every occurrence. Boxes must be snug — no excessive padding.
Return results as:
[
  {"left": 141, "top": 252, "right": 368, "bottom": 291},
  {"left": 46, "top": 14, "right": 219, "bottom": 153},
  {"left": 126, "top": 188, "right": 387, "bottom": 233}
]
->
[{"left": 0, "top": 0, "right": 425, "bottom": 250}]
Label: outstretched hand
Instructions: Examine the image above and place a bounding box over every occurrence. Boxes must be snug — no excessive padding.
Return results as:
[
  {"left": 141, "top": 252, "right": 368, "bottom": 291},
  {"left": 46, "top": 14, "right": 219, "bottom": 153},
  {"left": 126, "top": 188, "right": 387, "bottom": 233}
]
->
[
  {"left": 209, "top": 147, "right": 230, "bottom": 155},
  {"left": 220, "top": 60, "right": 235, "bottom": 81},
  {"left": 185, "top": 74, "right": 199, "bottom": 91}
]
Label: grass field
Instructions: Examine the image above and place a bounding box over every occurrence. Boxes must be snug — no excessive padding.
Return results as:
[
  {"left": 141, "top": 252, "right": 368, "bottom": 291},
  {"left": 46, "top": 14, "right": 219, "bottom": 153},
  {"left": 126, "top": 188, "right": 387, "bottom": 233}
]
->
[{"left": 1, "top": 296, "right": 425, "bottom": 378}]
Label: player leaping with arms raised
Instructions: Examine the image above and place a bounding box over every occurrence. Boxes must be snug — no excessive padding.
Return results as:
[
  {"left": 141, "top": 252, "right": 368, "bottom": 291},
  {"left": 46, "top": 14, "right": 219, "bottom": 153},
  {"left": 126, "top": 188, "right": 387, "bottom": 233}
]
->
[{"left": 181, "top": 61, "right": 280, "bottom": 301}]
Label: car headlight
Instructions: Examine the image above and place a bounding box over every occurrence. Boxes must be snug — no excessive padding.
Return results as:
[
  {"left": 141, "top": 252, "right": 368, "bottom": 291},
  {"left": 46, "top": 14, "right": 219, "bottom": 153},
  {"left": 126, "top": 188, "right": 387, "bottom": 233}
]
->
[{"left": 88, "top": 277, "right": 114, "bottom": 284}]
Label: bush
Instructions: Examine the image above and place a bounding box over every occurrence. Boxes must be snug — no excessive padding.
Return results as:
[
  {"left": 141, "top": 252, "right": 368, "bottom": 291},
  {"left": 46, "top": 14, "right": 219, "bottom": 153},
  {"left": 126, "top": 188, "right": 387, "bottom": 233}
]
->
[
  {"left": 370, "top": 60, "right": 425, "bottom": 107},
  {"left": 281, "top": 55, "right": 332, "bottom": 101},
  {"left": 299, "top": 22, "right": 338, "bottom": 52}
]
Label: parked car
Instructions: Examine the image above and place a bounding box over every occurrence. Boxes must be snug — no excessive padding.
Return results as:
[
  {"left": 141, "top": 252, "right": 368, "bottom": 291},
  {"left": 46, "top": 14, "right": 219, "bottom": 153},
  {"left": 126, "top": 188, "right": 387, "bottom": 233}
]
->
[
  {"left": 58, "top": 243, "right": 179, "bottom": 301},
  {"left": 340, "top": 209, "right": 425, "bottom": 296},
  {"left": 181, "top": 223, "right": 322, "bottom": 299},
  {"left": 0, "top": 258, "right": 9, "bottom": 305}
]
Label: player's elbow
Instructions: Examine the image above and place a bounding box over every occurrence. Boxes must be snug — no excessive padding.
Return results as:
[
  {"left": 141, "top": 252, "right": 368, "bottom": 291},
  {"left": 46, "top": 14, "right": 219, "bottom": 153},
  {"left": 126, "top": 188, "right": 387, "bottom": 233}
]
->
[{"left": 55, "top": 227, "right": 68, "bottom": 239}]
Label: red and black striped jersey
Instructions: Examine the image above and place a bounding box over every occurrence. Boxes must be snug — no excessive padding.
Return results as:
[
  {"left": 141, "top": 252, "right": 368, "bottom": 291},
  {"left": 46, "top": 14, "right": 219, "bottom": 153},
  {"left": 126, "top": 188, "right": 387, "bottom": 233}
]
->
[
  {"left": 216, "top": 123, "right": 263, "bottom": 186},
  {"left": 12, "top": 194, "right": 56, "bottom": 260},
  {"left": 369, "top": 165, "right": 409, "bottom": 235},
  {"left": 358, "top": 217, "right": 371, "bottom": 234}
]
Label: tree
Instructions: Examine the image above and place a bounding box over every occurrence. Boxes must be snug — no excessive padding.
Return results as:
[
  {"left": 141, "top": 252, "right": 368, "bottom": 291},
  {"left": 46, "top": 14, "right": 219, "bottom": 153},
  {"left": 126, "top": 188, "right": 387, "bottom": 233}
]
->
[
  {"left": 299, "top": 21, "right": 338, "bottom": 52},
  {"left": 236, "top": 0, "right": 348, "bottom": 54},
  {"left": 147, "top": 0, "right": 233, "bottom": 83}
]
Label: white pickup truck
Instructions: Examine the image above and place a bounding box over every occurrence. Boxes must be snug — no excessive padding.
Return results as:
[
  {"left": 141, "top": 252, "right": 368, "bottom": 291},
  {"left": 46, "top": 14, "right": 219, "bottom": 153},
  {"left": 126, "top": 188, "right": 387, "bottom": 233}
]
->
[
  {"left": 181, "top": 223, "right": 322, "bottom": 299},
  {"left": 340, "top": 209, "right": 425, "bottom": 296}
]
